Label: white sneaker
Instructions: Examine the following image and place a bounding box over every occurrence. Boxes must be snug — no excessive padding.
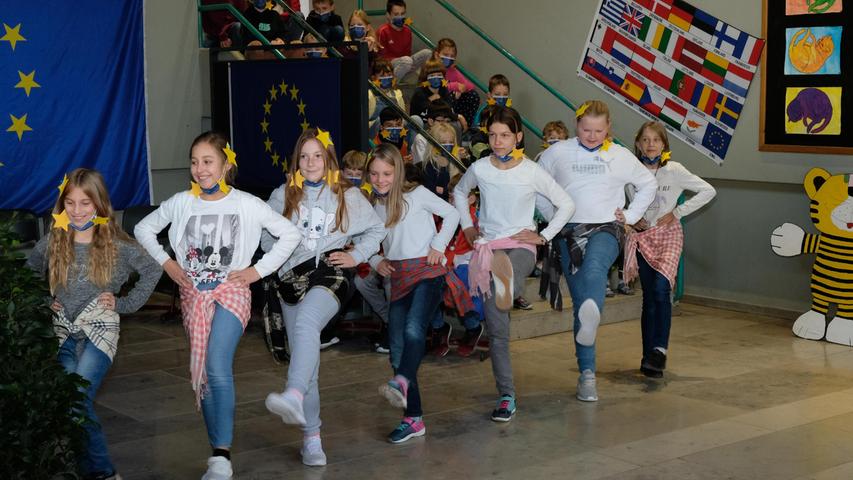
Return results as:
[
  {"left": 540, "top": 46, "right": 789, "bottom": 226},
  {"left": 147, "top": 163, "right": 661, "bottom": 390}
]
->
[
  {"left": 576, "top": 369, "right": 598, "bottom": 402},
  {"left": 265, "top": 391, "right": 307, "bottom": 425},
  {"left": 201, "top": 456, "right": 232, "bottom": 480},
  {"left": 576, "top": 299, "right": 600, "bottom": 347},
  {"left": 301, "top": 436, "right": 327, "bottom": 466}
]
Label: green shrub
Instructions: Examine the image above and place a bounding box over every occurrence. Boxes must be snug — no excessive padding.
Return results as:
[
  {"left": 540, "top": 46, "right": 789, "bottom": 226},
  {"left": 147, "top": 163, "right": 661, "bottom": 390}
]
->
[{"left": 0, "top": 216, "right": 88, "bottom": 479}]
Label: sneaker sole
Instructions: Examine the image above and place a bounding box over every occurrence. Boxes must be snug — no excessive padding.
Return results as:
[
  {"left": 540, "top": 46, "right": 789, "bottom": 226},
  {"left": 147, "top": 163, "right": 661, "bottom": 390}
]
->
[
  {"left": 576, "top": 299, "right": 600, "bottom": 347},
  {"left": 301, "top": 451, "right": 327, "bottom": 467},
  {"left": 388, "top": 426, "right": 426, "bottom": 444},
  {"left": 576, "top": 392, "right": 599, "bottom": 402},
  {"left": 491, "top": 251, "right": 514, "bottom": 312},
  {"left": 379, "top": 384, "right": 407, "bottom": 409},
  {"left": 265, "top": 393, "right": 307, "bottom": 425},
  {"left": 490, "top": 410, "right": 516, "bottom": 422}
]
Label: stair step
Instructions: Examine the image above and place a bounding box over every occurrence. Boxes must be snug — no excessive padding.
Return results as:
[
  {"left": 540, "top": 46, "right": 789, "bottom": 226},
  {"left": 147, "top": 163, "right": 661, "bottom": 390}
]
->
[{"left": 510, "top": 277, "right": 642, "bottom": 341}]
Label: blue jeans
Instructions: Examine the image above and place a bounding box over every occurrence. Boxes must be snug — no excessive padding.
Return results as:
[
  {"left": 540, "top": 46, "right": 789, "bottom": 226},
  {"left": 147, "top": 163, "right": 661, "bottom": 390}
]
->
[
  {"left": 559, "top": 228, "right": 620, "bottom": 373},
  {"left": 58, "top": 336, "right": 114, "bottom": 476},
  {"left": 638, "top": 252, "right": 672, "bottom": 357},
  {"left": 389, "top": 276, "right": 445, "bottom": 417},
  {"left": 197, "top": 282, "right": 243, "bottom": 448}
]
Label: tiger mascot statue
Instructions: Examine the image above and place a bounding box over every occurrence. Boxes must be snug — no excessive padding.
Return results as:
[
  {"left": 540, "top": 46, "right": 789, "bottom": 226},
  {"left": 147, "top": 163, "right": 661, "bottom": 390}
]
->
[{"left": 771, "top": 167, "right": 853, "bottom": 345}]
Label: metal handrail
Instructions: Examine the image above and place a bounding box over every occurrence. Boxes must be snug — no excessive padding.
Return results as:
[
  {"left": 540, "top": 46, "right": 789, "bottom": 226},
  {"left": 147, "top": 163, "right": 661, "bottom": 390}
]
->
[
  {"left": 433, "top": 0, "right": 578, "bottom": 115},
  {"left": 197, "top": 2, "right": 286, "bottom": 60}
]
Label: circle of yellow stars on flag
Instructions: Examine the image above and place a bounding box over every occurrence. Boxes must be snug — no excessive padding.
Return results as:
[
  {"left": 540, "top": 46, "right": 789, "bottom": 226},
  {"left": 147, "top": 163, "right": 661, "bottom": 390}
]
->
[
  {"left": 3, "top": 22, "right": 38, "bottom": 153},
  {"left": 261, "top": 80, "right": 310, "bottom": 172}
]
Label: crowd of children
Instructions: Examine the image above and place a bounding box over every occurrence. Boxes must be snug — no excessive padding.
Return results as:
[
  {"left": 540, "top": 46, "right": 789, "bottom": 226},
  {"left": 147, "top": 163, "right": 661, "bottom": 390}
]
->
[{"left": 35, "top": 2, "right": 719, "bottom": 478}]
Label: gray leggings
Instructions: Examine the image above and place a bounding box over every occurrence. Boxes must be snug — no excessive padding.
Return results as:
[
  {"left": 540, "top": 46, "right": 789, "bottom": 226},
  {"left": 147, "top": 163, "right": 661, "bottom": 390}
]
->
[
  {"left": 483, "top": 248, "right": 536, "bottom": 398},
  {"left": 282, "top": 287, "right": 340, "bottom": 436}
]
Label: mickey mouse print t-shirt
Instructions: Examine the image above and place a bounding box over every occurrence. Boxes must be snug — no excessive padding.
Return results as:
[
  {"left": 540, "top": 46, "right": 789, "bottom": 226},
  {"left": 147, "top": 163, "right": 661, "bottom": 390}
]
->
[{"left": 179, "top": 196, "right": 241, "bottom": 287}]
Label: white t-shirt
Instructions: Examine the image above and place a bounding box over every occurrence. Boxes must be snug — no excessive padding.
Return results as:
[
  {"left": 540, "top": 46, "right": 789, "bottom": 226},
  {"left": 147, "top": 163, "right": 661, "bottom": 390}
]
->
[
  {"left": 537, "top": 138, "right": 657, "bottom": 225},
  {"left": 369, "top": 185, "right": 460, "bottom": 267},
  {"left": 452, "top": 156, "right": 575, "bottom": 241},
  {"left": 627, "top": 160, "right": 716, "bottom": 226}
]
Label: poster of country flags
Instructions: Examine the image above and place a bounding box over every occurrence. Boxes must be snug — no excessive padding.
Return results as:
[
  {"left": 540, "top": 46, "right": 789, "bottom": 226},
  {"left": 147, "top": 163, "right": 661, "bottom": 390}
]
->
[{"left": 578, "top": 0, "right": 765, "bottom": 164}]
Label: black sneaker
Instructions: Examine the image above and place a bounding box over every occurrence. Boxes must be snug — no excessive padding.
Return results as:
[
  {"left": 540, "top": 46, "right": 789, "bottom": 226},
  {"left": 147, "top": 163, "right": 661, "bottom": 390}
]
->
[
  {"left": 641, "top": 349, "right": 666, "bottom": 377},
  {"left": 513, "top": 296, "right": 533, "bottom": 310}
]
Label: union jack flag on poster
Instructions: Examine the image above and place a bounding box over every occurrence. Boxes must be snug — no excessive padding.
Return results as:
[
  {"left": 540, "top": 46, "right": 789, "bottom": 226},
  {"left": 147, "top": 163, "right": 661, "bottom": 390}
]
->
[{"left": 578, "top": 0, "right": 765, "bottom": 164}]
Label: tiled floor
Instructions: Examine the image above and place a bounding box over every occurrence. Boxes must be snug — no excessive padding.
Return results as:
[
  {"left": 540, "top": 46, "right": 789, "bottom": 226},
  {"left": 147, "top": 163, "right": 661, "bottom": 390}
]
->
[{"left": 99, "top": 303, "right": 853, "bottom": 479}]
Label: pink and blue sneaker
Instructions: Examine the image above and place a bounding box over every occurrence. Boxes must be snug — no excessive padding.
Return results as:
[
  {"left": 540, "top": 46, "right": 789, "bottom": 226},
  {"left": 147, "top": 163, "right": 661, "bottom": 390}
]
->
[{"left": 387, "top": 416, "right": 426, "bottom": 444}]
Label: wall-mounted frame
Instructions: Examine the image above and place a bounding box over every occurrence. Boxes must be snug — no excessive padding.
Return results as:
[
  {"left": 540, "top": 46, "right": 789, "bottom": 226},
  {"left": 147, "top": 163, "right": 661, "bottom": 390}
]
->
[{"left": 760, "top": 0, "right": 853, "bottom": 154}]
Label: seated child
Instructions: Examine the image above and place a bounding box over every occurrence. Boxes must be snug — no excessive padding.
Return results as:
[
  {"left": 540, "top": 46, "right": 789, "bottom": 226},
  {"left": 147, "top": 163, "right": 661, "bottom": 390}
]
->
[
  {"left": 369, "top": 59, "right": 406, "bottom": 138},
  {"left": 376, "top": 0, "right": 432, "bottom": 81},
  {"left": 306, "top": 0, "right": 344, "bottom": 42},
  {"left": 374, "top": 107, "right": 413, "bottom": 161}
]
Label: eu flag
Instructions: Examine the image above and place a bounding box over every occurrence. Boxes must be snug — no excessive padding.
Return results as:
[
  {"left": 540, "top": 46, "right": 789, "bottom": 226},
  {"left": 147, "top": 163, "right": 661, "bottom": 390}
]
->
[
  {"left": 1, "top": 1, "right": 149, "bottom": 213},
  {"left": 228, "top": 59, "right": 342, "bottom": 192}
]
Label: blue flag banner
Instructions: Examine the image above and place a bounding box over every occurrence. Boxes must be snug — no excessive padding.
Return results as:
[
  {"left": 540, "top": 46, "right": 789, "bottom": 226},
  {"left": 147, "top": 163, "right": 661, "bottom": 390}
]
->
[
  {"left": 0, "top": 1, "right": 149, "bottom": 213},
  {"left": 229, "top": 59, "right": 342, "bottom": 191}
]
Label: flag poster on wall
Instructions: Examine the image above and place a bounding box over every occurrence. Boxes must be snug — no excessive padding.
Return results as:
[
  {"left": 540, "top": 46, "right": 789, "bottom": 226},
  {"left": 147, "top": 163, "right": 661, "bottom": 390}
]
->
[{"left": 578, "top": 0, "right": 765, "bottom": 164}]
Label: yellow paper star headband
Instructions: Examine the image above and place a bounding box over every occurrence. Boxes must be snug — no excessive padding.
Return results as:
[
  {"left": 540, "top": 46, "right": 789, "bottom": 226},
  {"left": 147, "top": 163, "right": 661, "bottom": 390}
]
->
[
  {"left": 575, "top": 102, "right": 590, "bottom": 118},
  {"left": 316, "top": 128, "right": 334, "bottom": 149},
  {"left": 223, "top": 143, "right": 237, "bottom": 166}
]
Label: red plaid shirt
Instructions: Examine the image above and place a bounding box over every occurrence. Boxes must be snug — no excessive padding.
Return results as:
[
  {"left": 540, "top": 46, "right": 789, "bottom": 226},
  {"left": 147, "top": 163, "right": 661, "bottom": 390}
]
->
[
  {"left": 180, "top": 282, "right": 251, "bottom": 408},
  {"left": 624, "top": 222, "right": 683, "bottom": 288},
  {"left": 390, "top": 257, "right": 476, "bottom": 316}
]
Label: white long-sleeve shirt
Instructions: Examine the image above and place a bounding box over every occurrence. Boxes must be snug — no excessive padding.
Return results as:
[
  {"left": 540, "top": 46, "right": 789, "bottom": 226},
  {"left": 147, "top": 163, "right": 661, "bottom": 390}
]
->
[
  {"left": 369, "top": 185, "right": 460, "bottom": 268},
  {"left": 452, "top": 156, "right": 575, "bottom": 241},
  {"left": 261, "top": 183, "right": 386, "bottom": 273},
  {"left": 626, "top": 160, "right": 716, "bottom": 226},
  {"left": 134, "top": 189, "right": 302, "bottom": 279},
  {"left": 536, "top": 138, "right": 657, "bottom": 225}
]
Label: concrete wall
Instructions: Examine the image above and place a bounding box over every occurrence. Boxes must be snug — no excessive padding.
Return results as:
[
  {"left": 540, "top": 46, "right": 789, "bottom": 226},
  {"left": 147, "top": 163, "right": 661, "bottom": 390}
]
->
[{"left": 144, "top": 0, "right": 205, "bottom": 203}]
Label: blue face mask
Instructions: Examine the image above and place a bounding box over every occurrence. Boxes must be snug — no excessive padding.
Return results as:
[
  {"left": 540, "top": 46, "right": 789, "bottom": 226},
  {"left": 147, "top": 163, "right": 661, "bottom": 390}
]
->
[
  {"left": 379, "top": 75, "right": 393, "bottom": 89},
  {"left": 391, "top": 16, "right": 406, "bottom": 28},
  {"left": 495, "top": 152, "right": 514, "bottom": 163},
  {"left": 546, "top": 138, "right": 560, "bottom": 145},
  {"left": 493, "top": 95, "right": 509, "bottom": 106},
  {"left": 69, "top": 217, "right": 95, "bottom": 232},
  {"left": 306, "top": 49, "right": 323, "bottom": 58},
  {"left": 640, "top": 154, "right": 661, "bottom": 165},
  {"left": 303, "top": 178, "right": 325, "bottom": 188},
  {"left": 318, "top": 11, "right": 331, "bottom": 22},
  {"left": 439, "top": 143, "right": 455, "bottom": 153},
  {"left": 440, "top": 55, "right": 455, "bottom": 68},
  {"left": 346, "top": 176, "right": 362, "bottom": 186},
  {"left": 384, "top": 126, "right": 403, "bottom": 142},
  {"left": 201, "top": 182, "right": 221, "bottom": 195},
  {"left": 349, "top": 25, "right": 366, "bottom": 39},
  {"left": 253, "top": 0, "right": 266, "bottom": 9},
  {"left": 427, "top": 75, "right": 443, "bottom": 89}
]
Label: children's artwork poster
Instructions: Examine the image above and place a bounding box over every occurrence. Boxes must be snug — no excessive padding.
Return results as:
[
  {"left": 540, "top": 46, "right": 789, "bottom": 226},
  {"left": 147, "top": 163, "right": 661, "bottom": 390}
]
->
[
  {"left": 760, "top": 1, "right": 853, "bottom": 153},
  {"left": 578, "top": 0, "right": 765, "bottom": 165},
  {"left": 786, "top": 0, "right": 843, "bottom": 16},
  {"left": 785, "top": 87, "right": 842, "bottom": 134},
  {"left": 785, "top": 26, "right": 842, "bottom": 75}
]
